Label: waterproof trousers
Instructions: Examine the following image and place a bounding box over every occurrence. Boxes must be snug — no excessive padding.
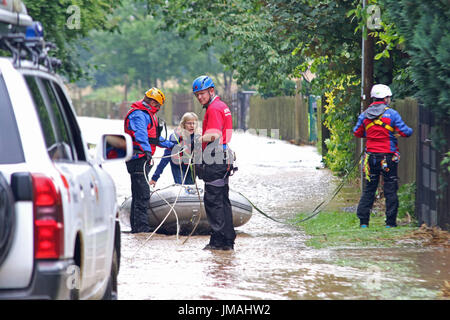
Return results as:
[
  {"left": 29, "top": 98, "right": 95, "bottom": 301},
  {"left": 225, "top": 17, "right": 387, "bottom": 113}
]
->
[
  {"left": 197, "top": 146, "right": 236, "bottom": 248},
  {"left": 126, "top": 156, "right": 152, "bottom": 233},
  {"left": 204, "top": 182, "right": 236, "bottom": 248},
  {"left": 356, "top": 153, "right": 399, "bottom": 227}
]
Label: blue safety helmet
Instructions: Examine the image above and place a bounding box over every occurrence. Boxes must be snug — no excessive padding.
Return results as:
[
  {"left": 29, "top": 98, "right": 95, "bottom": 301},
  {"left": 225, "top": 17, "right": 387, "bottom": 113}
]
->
[{"left": 192, "top": 75, "right": 215, "bottom": 93}]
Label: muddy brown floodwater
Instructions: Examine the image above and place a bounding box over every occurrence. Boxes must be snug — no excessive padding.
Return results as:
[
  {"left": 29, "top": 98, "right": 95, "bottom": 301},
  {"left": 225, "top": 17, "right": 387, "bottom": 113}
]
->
[{"left": 85, "top": 118, "right": 450, "bottom": 300}]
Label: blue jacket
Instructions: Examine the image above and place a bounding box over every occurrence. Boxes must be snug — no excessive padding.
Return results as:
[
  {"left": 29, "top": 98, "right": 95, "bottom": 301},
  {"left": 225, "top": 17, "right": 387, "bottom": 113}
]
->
[{"left": 127, "top": 110, "right": 174, "bottom": 160}]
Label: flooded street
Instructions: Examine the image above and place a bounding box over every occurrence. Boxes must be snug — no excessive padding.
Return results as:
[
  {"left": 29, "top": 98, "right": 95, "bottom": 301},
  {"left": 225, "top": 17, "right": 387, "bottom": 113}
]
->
[{"left": 79, "top": 117, "right": 449, "bottom": 300}]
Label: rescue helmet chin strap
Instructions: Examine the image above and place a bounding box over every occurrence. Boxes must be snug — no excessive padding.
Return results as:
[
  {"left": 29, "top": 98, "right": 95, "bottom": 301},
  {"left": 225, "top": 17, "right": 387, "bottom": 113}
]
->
[{"left": 203, "top": 93, "right": 217, "bottom": 108}]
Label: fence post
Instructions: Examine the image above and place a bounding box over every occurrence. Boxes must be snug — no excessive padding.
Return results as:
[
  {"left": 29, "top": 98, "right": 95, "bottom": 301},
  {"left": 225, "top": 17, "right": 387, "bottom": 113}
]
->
[
  {"left": 308, "top": 95, "right": 318, "bottom": 142},
  {"left": 321, "top": 96, "right": 330, "bottom": 157}
]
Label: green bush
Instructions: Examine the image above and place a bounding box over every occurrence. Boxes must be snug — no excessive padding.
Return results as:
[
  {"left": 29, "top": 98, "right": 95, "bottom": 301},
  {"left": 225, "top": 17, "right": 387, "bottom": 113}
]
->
[
  {"left": 397, "top": 182, "right": 416, "bottom": 222},
  {"left": 322, "top": 76, "right": 360, "bottom": 176}
]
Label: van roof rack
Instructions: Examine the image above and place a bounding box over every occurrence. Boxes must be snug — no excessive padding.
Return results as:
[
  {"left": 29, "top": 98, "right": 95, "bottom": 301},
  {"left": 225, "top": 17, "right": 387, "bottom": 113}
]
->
[
  {"left": 0, "top": 25, "right": 61, "bottom": 72},
  {"left": 0, "top": 22, "right": 61, "bottom": 72},
  {"left": 0, "top": 1, "right": 60, "bottom": 72},
  {"left": 0, "top": 0, "right": 33, "bottom": 27}
]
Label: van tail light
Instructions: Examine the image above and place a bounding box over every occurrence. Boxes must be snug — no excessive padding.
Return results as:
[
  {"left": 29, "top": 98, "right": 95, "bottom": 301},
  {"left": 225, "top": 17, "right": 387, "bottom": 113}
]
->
[{"left": 32, "top": 173, "right": 64, "bottom": 259}]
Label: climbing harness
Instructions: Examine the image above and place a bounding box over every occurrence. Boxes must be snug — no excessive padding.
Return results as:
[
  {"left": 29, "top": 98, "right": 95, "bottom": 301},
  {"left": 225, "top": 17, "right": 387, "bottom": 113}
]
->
[
  {"left": 363, "top": 152, "right": 371, "bottom": 181},
  {"left": 183, "top": 147, "right": 237, "bottom": 244},
  {"left": 364, "top": 107, "right": 394, "bottom": 133},
  {"left": 363, "top": 151, "right": 401, "bottom": 179},
  {"left": 381, "top": 156, "right": 389, "bottom": 172}
]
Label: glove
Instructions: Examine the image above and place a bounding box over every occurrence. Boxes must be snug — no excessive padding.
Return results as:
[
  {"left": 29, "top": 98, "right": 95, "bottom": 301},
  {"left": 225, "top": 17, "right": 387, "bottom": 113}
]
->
[{"left": 144, "top": 151, "right": 152, "bottom": 162}]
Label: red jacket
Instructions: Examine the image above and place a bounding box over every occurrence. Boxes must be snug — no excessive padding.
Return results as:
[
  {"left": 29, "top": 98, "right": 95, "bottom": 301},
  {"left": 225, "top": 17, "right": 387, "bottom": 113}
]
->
[
  {"left": 202, "top": 96, "right": 233, "bottom": 150},
  {"left": 353, "top": 101, "right": 413, "bottom": 153},
  {"left": 124, "top": 100, "right": 159, "bottom": 158}
]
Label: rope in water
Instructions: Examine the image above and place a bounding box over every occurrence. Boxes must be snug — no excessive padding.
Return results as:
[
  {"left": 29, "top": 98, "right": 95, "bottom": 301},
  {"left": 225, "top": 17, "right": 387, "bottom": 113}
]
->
[
  {"left": 127, "top": 149, "right": 195, "bottom": 261},
  {"left": 238, "top": 151, "right": 363, "bottom": 226}
]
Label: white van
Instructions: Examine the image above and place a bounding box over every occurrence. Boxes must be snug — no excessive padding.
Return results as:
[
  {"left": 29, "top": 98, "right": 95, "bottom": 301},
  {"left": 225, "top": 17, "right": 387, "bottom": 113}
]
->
[{"left": 0, "top": 1, "right": 132, "bottom": 299}]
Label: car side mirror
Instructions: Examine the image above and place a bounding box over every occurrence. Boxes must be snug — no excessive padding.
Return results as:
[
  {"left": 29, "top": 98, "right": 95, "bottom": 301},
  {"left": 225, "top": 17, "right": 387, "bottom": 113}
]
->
[{"left": 95, "top": 133, "right": 133, "bottom": 163}]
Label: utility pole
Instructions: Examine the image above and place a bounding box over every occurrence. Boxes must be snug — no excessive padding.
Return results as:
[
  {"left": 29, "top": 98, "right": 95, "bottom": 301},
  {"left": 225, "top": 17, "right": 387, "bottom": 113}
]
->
[
  {"left": 362, "top": 0, "right": 374, "bottom": 112},
  {"left": 359, "top": 0, "right": 375, "bottom": 187}
]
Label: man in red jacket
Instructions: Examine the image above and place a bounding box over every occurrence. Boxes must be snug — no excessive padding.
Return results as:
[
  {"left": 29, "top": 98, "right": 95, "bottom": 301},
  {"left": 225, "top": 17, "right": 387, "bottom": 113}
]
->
[
  {"left": 192, "top": 75, "right": 236, "bottom": 251},
  {"left": 353, "top": 84, "right": 413, "bottom": 228}
]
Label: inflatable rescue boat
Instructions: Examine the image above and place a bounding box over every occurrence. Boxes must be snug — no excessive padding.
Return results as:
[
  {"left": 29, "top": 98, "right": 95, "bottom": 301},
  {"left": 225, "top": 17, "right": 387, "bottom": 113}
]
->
[{"left": 119, "top": 185, "right": 252, "bottom": 235}]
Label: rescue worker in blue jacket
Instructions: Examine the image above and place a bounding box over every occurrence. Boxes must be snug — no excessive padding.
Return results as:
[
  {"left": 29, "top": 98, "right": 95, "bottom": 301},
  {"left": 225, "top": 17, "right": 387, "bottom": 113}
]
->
[
  {"left": 124, "top": 88, "right": 174, "bottom": 233},
  {"left": 353, "top": 84, "right": 413, "bottom": 228},
  {"left": 150, "top": 112, "right": 199, "bottom": 186}
]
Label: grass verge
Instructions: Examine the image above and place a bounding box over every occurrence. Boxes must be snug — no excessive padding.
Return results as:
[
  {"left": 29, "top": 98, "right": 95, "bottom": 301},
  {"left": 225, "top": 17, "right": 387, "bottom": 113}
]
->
[{"left": 293, "top": 211, "right": 417, "bottom": 249}]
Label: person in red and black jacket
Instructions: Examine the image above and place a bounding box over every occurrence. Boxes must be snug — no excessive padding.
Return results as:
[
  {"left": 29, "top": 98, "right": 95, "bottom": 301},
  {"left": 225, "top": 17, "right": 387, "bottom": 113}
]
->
[
  {"left": 124, "top": 88, "right": 174, "bottom": 233},
  {"left": 353, "top": 84, "right": 413, "bottom": 228},
  {"left": 192, "top": 75, "right": 236, "bottom": 251}
]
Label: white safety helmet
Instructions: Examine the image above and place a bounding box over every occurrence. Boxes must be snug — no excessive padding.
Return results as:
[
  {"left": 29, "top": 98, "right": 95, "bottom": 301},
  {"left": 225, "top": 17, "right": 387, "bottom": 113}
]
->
[{"left": 370, "top": 84, "right": 392, "bottom": 99}]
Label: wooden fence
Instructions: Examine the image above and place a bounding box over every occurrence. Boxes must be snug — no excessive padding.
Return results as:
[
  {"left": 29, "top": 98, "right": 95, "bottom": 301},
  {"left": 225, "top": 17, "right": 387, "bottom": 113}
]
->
[
  {"left": 72, "top": 92, "right": 174, "bottom": 124},
  {"left": 392, "top": 97, "right": 419, "bottom": 185},
  {"left": 72, "top": 91, "right": 448, "bottom": 229},
  {"left": 248, "top": 91, "right": 310, "bottom": 143},
  {"left": 415, "top": 103, "right": 450, "bottom": 230},
  {"left": 72, "top": 99, "right": 120, "bottom": 119}
]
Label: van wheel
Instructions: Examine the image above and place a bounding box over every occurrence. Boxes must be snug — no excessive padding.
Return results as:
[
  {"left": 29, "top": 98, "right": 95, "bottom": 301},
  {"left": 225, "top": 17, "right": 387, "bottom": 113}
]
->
[
  {"left": 102, "top": 246, "right": 119, "bottom": 300},
  {"left": 0, "top": 172, "right": 15, "bottom": 267}
]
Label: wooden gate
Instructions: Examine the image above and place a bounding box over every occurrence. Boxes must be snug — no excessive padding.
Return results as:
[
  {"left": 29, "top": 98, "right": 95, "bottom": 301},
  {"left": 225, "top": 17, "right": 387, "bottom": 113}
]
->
[
  {"left": 172, "top": 93, "right": 194, "bottom": 125},
  {"left": 231, "top": 91, "right": 255, "bottom": 130}
]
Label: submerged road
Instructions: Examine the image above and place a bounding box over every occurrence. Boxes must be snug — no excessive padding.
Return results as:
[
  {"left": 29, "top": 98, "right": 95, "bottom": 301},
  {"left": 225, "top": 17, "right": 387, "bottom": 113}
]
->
[{"left": 79, "top": 117, "right": 450, "bottom": 300}]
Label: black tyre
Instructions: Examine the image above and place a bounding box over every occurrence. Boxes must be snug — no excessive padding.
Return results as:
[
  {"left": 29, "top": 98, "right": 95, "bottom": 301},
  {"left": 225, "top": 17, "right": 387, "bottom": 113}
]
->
[
  {"left": 102, "top": 245, "right": 119, "bottom": 300},
  {"left": 0, "top": 172, "right": 15, "bottom": 267}
]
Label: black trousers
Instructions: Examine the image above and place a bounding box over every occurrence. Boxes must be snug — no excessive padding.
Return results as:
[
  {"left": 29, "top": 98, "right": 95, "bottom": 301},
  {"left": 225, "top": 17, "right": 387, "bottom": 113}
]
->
[
  {"left": 204, "top": 182, "right": 236, "bottom": 247},
  {"left": 356, "top": 153, "right": 399, "bottom": 226},
  {"left": 126, "top": 157, "right": 152, "bottom": 233}
]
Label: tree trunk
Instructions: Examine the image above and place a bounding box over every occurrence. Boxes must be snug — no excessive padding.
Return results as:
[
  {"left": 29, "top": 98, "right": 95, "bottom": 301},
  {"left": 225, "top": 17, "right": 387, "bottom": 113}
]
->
[
  {"left": 223, "top": 70, "right": 233, "bottom": 104},
  {"left": 123, "top": 74, "right": 129, "bottom": 102}
]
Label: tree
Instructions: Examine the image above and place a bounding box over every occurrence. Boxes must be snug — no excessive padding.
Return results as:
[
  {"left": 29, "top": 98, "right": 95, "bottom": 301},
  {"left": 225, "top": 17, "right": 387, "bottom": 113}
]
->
[
  {"left": 146, "top": 0, "right": 366, "bottom": 174},
  {"left": 149, "top": 0, "right": 366, "bottom": 95},
  {"left": 23, "top": 0, "right": 122, "bottom": 81},
  {"left": 384, "top": 0, "right": 450, "bottom": 121},
  {"left": 148, "top": 0, "right": 299, "bottom": 95},
  {"left": 78, "top": 0, "right": 226, "bottom": 91},
  {"left": 384, "top": 0, "right": 450, "bottom": 190}
]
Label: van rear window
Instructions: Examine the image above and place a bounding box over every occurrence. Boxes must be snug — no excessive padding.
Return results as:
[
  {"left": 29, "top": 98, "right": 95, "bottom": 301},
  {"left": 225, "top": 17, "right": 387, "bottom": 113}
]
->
[{"left": 0, "top": 75, "right": 25, "bottom": 164}]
